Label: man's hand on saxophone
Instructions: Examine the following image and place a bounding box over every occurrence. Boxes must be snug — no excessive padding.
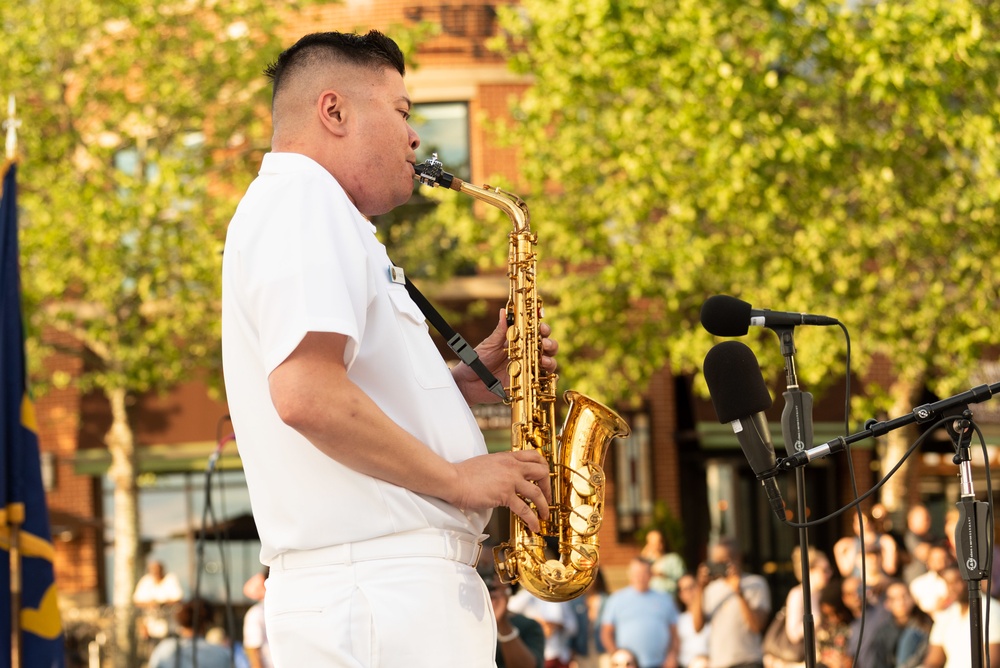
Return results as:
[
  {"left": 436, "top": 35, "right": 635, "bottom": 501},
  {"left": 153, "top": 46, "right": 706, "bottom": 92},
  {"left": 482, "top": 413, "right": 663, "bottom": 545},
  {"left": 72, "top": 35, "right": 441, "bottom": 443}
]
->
[
  {"left": 447, "top": 449, "right": 553, "bottom": 534},
  {"left": 452, "top": 308, "right": 559, "bottom": 406},
  {"left": 445, "top": 307, "right": 557, "bottom": 534}
]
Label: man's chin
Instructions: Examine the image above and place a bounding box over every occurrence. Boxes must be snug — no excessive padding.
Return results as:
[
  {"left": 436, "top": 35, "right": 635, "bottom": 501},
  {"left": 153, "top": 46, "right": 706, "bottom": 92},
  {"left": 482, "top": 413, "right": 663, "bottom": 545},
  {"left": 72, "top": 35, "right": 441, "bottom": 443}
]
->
[{"left": 365, "top": 192, "right": 412, "bottom": 217}]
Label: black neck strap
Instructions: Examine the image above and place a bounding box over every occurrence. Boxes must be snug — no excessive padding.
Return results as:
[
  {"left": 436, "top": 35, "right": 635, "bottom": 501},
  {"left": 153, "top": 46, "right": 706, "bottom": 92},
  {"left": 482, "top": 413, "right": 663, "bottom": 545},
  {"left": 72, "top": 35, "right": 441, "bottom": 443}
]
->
[{"left": 403, "top": 277, "right": 508, "bottom": 402}]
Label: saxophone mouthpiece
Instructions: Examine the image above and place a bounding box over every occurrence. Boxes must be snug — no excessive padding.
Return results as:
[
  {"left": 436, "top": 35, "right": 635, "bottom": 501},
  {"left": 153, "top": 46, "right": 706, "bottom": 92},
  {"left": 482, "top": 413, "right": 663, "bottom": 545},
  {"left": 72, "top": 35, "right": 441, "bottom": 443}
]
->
[{"left": 414, "top": 153, "right": 462, "bottom": 190}]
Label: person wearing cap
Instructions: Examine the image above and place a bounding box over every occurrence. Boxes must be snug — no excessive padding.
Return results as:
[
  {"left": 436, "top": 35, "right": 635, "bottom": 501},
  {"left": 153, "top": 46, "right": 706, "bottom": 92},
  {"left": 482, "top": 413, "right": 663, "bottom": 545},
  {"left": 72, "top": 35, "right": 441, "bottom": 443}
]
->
[{"left": 483, "top": 569, "right": 545, "bottom": 668}]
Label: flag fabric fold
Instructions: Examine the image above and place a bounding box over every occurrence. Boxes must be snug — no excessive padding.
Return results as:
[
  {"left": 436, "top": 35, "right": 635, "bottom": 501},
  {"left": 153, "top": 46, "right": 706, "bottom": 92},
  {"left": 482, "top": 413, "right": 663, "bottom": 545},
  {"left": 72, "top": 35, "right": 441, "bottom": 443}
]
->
[{"left": 1, "top": 161, "right": 66, "bottom": 667}]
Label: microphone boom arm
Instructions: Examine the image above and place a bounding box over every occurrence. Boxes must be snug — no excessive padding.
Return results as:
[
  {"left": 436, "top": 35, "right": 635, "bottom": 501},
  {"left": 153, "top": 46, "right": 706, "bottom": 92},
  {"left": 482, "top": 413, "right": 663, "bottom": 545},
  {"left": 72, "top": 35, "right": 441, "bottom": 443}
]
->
[{"left": 778, "top": 381, "right": 1000, "bottom": 471}]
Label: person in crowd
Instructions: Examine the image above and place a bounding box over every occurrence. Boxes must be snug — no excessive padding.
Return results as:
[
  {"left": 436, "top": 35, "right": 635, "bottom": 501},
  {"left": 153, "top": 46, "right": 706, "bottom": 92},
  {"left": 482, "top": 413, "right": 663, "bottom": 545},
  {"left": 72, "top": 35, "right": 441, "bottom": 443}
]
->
[
  {"left": 902, "top": 503, "right": 936, "bottom": 584},
  {"left": 641, "top": 529, "right": 686, "bottom": 596},
  {"left": 609, "top": 648, "right": 641, "bottom": 668},
  {"left": 815, "top": 579, "right": 855, "bottom": 668},
  {"left": 482, "top": 569, "right": 545, "bottom": 668},
  {"left": 220, "top": 30, "right": 558, "bottom": 666},
  {"left": 841, "top": 574, "right": 890, "bottom": 667},
  {"left": 133, "top": 559, "right": 184, "bottom": 648},
  {"left": 242, "top": 568, "right": 271, "bottom": 668},
  {"left": 675, "top": 573, "right": 710, "bottom": 668},
  {"left": 870, "top": 578, "right": 932, "bottom": 668},
  {"left": 871, "top": 503, "right": 908, "bottom": 578},
  {"left": 945, "top": 505, "right": 1000, "bottom": 600},
  {"left": 909, "top": 542, "right": 955, "bottom": 619},
  {"left": 787, "top": 548, "right": 834, "bottom": 648},
  {"left": 571, "top": 569, "right": 610, "bottom": 668},
  {"left": 691, "top": 537, "right": 771, "bottom": 668},
  {"left": 925, "top": 567, "right": 1000, "bottom": 668},
  {"left": 147, "top": 598, "right": 231, "bottom": 668},
  {"left": 509, "top": 584, "right": 579, "bottom": 668},
  {"left": 834, "top": 511, "right": 899, "bottom": 579},
  {"left": 205, "top": 625, "right": 249, "bottom": 668},
  {"left": 600, "top": 557, "right": 679, "bottom": 668},
  {"left": 944, "top": 507, "right": 960, "bottom": 561},
  {"left": 765, "top": 547, "right": 833, "bottom": 668}
]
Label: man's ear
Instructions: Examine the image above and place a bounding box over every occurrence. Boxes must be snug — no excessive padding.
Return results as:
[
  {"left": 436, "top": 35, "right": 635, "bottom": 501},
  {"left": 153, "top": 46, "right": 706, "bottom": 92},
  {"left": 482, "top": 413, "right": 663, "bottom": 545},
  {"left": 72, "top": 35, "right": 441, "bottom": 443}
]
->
[{"left": 318, "top": 89, "right": 349, "bottom": 137}]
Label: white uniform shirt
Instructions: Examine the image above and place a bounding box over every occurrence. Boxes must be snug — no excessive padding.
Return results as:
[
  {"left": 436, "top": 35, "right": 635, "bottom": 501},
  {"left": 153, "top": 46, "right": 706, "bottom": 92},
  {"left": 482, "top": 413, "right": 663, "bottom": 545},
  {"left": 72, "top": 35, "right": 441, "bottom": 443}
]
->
[
  {"left": 928, "top": 597, "right": 1000, "bottom": 668},
  {"left": 222, "top": 152, "right": 489, "bottom": 563}
]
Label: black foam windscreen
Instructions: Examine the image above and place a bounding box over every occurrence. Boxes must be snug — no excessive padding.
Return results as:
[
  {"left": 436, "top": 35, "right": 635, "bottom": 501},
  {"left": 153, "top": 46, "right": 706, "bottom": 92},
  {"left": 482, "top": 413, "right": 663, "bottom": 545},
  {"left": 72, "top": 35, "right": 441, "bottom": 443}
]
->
[
  {"left": 703, "top": 340, "right": 772, "bottom": 423},
  {"left": 700, "top": 294, "right": 753, "bottom": 336}
]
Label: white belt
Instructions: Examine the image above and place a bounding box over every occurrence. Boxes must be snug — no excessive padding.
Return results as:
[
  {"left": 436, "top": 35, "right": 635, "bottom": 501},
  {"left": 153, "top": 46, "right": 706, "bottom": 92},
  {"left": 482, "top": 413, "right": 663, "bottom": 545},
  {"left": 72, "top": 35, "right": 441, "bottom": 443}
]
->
[{"left": 274, "top": 529, "right": 487, "bottom": 570}]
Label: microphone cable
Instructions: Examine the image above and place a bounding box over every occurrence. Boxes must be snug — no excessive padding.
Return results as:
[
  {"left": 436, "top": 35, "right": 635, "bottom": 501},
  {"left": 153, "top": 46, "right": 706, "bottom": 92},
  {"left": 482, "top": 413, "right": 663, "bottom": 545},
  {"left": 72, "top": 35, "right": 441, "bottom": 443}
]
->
[{"left": 191, "top": 415, "right": 239, "bottom": 668}]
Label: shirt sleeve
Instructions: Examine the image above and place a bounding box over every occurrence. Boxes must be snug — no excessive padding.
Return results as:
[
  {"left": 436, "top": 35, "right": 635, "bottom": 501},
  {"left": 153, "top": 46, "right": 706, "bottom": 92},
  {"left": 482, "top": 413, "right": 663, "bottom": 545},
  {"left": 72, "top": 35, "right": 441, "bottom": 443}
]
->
[
  {"left": 743, "top": 576, "right": 771, "bottom": 613},
  {"left": 242, "top": 173, "right": 371, "bottom": 376},
  {"left": 242, "top": 604, "right": 265, "bottom": 649}
]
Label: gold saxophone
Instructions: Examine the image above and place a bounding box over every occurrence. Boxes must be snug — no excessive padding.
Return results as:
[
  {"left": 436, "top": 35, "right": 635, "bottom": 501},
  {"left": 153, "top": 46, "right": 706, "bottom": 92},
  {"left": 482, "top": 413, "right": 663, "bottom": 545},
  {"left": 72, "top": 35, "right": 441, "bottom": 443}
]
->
[{"left": 414, "top": 155, "right": 631, "bottom": 602}]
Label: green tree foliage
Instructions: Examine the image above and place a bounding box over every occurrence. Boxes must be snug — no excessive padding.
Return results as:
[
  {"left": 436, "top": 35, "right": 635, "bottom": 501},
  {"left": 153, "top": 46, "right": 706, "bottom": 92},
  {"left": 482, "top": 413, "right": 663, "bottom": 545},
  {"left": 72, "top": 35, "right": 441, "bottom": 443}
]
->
[
  {"left": 394, "top": 0, "right": 1000, "bottom": 512},
  {"left": 0, "top": 2, "right": 307, "bottom": 663},
  {"left": 491, "top": 0, "right": 1000, "bottom": 395},
  {"left": 487, "top": 0, "right": 1000, "bottom": 510}
]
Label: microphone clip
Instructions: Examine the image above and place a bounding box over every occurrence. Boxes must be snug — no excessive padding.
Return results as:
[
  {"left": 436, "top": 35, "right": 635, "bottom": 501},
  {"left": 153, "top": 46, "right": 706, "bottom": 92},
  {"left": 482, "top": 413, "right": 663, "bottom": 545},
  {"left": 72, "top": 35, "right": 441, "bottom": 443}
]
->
[{"left": 755, "top": 464, "right": 782, "bottom": 481}]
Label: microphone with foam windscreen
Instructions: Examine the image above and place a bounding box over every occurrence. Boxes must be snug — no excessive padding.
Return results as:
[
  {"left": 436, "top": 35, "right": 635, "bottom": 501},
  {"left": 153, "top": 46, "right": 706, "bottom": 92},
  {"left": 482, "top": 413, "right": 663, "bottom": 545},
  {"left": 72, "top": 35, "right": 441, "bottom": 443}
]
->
[
  {"left": 700, "top": 294, "right": 839, "bottom": 336},
  {"left": 703, "top": 340, "right": 787, "bottom": 522}
]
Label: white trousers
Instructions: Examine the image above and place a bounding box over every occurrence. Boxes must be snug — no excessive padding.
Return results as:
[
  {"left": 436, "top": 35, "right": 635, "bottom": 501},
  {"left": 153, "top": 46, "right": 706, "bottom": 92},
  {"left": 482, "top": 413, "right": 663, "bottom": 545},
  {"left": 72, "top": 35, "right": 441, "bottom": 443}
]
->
[{"left": 264, "top": 529, "right": 497, "bottom": 667}]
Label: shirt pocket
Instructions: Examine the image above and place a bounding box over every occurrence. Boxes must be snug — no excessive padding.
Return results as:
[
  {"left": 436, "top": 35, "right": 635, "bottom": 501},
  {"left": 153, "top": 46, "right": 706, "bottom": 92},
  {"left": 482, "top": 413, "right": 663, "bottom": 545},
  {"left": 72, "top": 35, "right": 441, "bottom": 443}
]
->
[{"left": 386, "top": 287, "right": 454, "bottom": 390}]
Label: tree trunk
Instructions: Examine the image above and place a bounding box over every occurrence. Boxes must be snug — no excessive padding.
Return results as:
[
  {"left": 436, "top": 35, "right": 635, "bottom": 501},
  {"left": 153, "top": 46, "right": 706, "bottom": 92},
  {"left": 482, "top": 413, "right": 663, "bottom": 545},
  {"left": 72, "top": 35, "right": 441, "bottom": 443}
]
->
[
  {"left": 106, "top": 386, "right": 140, "bottom": 668},
  {"left": 880, "top": 377, "right": 924, "bottom": 515}
]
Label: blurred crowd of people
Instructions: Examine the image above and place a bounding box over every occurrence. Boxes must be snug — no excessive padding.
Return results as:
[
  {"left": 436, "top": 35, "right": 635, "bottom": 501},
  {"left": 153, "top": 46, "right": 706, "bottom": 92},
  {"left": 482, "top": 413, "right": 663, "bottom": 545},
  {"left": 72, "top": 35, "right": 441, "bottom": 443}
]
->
[
  {"left": 763, "top": 503, "right": 1000, "bottom": 668},
  {"left": 133, "top": 500, "right": 999, "bottom": 668},
  {"left": 133, "top": 562, "right": 271, "bottom": 668},
  {"left": 496, "top": 503, "right": 999, "bottom": 668}
]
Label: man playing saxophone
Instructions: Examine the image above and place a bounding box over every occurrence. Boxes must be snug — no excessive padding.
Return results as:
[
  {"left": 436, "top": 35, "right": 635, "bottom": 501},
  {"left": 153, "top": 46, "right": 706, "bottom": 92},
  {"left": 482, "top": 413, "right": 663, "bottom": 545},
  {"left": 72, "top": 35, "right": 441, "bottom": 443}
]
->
[{"left": 222, "top": 30, "right": 558, "bottom": 667}]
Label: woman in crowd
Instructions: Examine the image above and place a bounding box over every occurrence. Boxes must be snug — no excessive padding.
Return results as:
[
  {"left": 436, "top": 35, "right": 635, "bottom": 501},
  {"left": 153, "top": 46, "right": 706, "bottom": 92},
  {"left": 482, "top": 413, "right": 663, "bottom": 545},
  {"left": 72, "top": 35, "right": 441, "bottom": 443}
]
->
[
  {"left": 675, "top": 573, "right": 709, "bottom": 668},
  {"left": 641, "top": 529, "right": 685, "bottom": 596},
  {"left": 765, "top": 547, "right": 833, "bottom": 668}
]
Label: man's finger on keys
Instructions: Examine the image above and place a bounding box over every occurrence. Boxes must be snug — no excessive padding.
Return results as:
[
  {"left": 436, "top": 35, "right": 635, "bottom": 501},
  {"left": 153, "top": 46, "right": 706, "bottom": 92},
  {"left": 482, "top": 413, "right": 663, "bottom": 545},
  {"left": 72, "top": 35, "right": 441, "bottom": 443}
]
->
[
  {"left": 518, "top": 482, "right": 548, "bottom": 520},
  {"left": 513, "top": 497, "right": 540, "bottom": 533}
]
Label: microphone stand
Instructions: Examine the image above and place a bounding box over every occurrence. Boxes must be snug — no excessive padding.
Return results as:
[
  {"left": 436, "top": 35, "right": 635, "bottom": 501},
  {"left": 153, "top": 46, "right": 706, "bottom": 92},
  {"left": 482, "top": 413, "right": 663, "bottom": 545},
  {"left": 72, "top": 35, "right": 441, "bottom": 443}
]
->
[
  {"left": 778, "top": 386, "right": 1000, "bottom": 668},
  {"left": 774, "top": 327, "right": 817, "bottom": 668},
  {"left": 951, "top": 411, "right": 990, "bottom": 668}
]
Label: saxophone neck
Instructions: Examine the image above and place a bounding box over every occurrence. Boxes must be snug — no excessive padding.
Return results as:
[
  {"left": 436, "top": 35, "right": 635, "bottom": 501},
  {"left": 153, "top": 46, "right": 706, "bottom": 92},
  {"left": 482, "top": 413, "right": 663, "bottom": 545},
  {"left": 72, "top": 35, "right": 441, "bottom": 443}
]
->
[
  {"left": 414, "top": 153, "right": 529, "bottom": 233},
  {"left": 458, "top": 181, "right": 530, "bottom": 234}
]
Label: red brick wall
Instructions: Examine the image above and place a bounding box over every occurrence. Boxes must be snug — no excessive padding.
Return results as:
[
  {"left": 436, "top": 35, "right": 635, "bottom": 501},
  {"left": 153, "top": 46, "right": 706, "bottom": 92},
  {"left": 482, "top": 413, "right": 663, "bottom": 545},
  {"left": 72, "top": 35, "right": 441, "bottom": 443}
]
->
[
  {"left": 33, "top": 329, "right": 102, "bottom": 600},
  {"left": 475, "top": 82, "right": 528, "bottom": 185}
]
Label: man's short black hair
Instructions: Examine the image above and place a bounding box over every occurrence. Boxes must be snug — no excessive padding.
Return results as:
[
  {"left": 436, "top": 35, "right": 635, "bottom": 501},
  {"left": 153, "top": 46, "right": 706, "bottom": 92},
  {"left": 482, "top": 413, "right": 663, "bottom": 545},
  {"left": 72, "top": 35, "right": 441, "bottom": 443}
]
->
[{"left": 264, "top": 30, "right": 405, "bottom": 100}]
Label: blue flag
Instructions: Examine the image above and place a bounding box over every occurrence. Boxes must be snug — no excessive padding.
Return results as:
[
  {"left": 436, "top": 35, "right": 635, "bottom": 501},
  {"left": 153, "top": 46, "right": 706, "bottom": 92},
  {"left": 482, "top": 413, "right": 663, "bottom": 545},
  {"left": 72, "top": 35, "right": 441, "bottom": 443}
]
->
[{"left": 1, "top": 162, "right": 66, "bottom": 667}]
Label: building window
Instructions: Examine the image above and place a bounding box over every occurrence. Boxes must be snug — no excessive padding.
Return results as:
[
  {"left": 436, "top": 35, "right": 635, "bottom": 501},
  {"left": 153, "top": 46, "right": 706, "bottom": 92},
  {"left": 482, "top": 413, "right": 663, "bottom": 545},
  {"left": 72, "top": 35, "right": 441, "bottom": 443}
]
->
[
  {"left": 376, "top": 101, "right": 473, "bottom": 274},
  {"left": 615, "top": 412, "right": 653, "bottom": 538},
  {"left": 412, "top": 102, "right": 470, "bottom": 180}
]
